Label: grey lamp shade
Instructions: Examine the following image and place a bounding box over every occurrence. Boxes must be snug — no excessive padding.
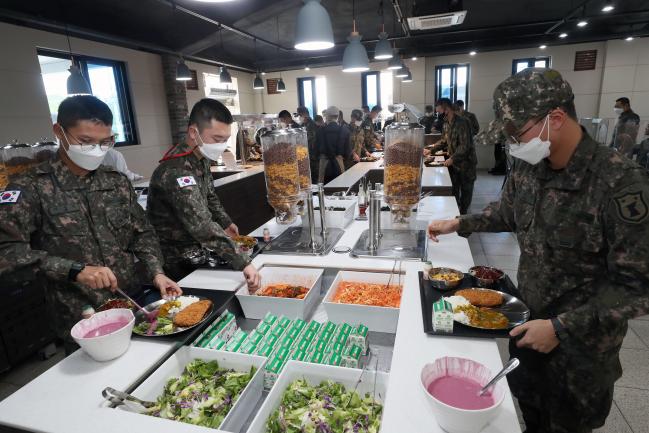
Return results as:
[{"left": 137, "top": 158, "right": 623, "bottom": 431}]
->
[
  {"left": 294, "top": 0, "right": 335, "bottom": 50},
  {"left": 387, "top": 52, "right": 402, "bottom": 70},
  {"left": 342, "top": 33, "right": 369, "bottom": 73},
  {"left": 253, "top": 74, "right": 264, "bottom": 89},
  {"left": 402, "top": 69, "right": 413, "bottom": 82},
  {"left": 176, "top": 60, "right": 192, "bottom": 81},
  {"left": 277, "top": 78, "right": 287, "bottom": 92},
  {"left": 395, "top": 65, "right": 409, "bottom": 78},
  {"left": 67, "top": 64, "right": 91, "bottom": 95},
  {"left": 374, "top": 32, "right": 393, "bottom": 60},
  {"left": 220, "top": 66, "right": 232, "bottom": 84}
]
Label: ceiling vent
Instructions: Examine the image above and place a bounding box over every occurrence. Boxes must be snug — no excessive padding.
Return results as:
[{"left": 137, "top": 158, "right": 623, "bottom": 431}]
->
[{"left": 407, "top": 10, "right": 467, "bottom": 30}]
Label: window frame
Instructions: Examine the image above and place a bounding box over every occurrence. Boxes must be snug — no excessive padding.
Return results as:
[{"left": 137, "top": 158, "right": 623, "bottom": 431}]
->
[
  {"left": 297, "top": 76, "right": 318, "bottom": 119},
  {"left": 361, "top": 71, "right": 381, "bottom": 110},
  {"left": 511, "top": 57, "right": 551, "bottom": 75},
  {"left": 434, "top": 64, "right": 471, "bottom": 110},
  {"left": 37, "top": 48, "right": 139, "bottom": 147}
]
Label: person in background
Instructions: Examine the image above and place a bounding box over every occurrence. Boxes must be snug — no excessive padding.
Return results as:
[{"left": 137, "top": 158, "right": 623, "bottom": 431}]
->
[
  {"left": 361, "top": 106, "right": 382, "bottom": 153},
  {"left": 0, "top": 95, "right": 181, "bottom": 353},
  {"left": 439, "top": 98, "right": 477, "bottom": 214},
  {"left": 420, "top": 104, "right": 436, "bottom": 134},
  {"left": 338, "top": 110, "right": 349, "bottom": 129},
  {"left": 278, "top": 110, "right": 298, "bottom": 128},
  {"left": 361, "top": 105, "right": 370, "bottom": 118},
  {"left": 636, "top": 123, "right": 649, "bottom": 168},
  {"left": 434, "top": 99, "right": 447, "bottom": 133},
  {"left": 456, "top": 100, "right": 480, "bottom": 137},
  {"left": 102, "top": 148, "right": 144, "bottom": 182},
  {"left": 147, "top": 99, "right": 261, "bottom": 290},
  {"left": 611, "top": 97, "right": 640, "bottom": 158},
  {"left": 427, "top": 68, "right": 649, "bottom": 433},
  {"left": 346, "top": 109, "right": 369, "bottom": 169},
  {"left": 314, "top": 115, "right": 324, "bottom": 128},
  {"left": 297, "top": 106, "right": 319, "bottom": 183},
  {"left": 371, "top": 105, "right": 383, "bottom": 132},
  {"left": 316, "top": 106, "right": 349, "bottom": 183}
]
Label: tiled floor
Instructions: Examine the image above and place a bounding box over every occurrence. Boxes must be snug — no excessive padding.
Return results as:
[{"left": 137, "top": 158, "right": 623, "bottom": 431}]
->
[{"left": 472, "top": 170, "right": 649, "bottom": 433}]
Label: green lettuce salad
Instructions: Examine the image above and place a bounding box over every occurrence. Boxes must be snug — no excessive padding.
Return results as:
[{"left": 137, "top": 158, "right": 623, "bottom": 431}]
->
[
  {"left": 266, "top": 379, "right": 382, "bottom": 433},
  {"left": 145, "top": 359, "right": 256, "bottom": 429}
]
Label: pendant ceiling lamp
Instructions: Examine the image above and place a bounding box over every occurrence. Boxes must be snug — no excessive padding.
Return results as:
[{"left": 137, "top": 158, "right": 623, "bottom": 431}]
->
[
  {"left": 401, "top": 68, "right": 412, "bottom": 82},
  {"left": 217, "top": 29, "right": 232, "bottom": 84},
  {"left": 275, "top": 17, "right": 287, "bottom": 91},
  {"left": 387, "top": 50, "right": 402, "bottom": 70},
  {"left": 342, "top": 0, "right": 369, "bottom": 73},
  {"left": 63, "top": 19, "right": 91, "bottom": 94},
  {"left": 176, "top": 59, "right": 192, "bottom": 81},
  {"left": 395, "top": 62, "right": 408, "bottom": 77},
  {"left": 294, "top": 0, "right": 335, "bottom": 50},
  {"left": 252, "top": 39, "right": 264, "bottom": 90},
  {"left": 277, "top": 77, "right": 287, "bottom": 92},
  {"left": 374, "top": 0, "right": 392, "bottom": 60}
]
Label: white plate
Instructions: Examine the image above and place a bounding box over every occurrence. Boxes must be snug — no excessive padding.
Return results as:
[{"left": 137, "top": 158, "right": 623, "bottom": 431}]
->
[
  {"left": 246, "top": 360, "right": 389, "bottom": 433},
  {"left": 130, "top": 347, "right": 266, "bottom": 432},
  {"left": 236, "top": 266, "right": 324, "bottom": 320},
  {"left": 323, "top": 270, "right": 401, "bottom": 333}
]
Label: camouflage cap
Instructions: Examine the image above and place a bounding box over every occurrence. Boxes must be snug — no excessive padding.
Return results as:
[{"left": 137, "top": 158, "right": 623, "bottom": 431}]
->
[{"left": 481, "top": 68, "right": 574, "bottom": 144}]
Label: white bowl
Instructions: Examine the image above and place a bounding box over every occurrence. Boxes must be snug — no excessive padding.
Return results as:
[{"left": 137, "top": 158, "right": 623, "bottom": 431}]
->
[
  {"left": 70, "top": 308, "right": 135, "bottom": 361},
  {"left": 420, "top": 356, "right": 506, "bottom": 433}
]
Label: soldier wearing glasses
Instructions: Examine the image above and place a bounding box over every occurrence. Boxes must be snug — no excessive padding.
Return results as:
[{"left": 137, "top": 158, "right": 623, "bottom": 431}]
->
[
  {"left": 427, "top": 69, "right": 649, "bottom": 433},
  {"left": 0, "top": 95, "right": 181, "bottom": 353}
]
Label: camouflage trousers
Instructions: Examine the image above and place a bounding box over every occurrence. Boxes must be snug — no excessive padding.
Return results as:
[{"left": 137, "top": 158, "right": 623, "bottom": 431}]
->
[
  {"left": 508, "top": 339, "right": 621, "bottom": 433},
  {"left": 449, "top": 166, "right": 475, "bottom": 214}
]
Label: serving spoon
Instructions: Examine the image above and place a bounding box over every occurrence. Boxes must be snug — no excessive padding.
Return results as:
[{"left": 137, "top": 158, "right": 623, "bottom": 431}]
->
[
  {"left": 115, "top": 287, "right": 157, "bottom": 322},
  {"left": 478, "top": 358, "right": 520, "bottom": 396}
]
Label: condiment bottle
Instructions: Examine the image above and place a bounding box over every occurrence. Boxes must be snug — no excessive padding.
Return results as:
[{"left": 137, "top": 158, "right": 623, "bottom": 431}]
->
[{"left": 263, "top": 227, "right": 271, "bottom": 242}]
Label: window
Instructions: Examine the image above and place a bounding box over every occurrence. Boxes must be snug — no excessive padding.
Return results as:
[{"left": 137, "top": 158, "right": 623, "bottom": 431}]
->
[
  {"left": 297, "top": 77, "right": 317, "bottom": 118},
  {"left": 361, "top": 71, "right": 381, "bottom": 110},
  {"left": 37, "top": 50, "right": 138, "bottom": 146},
  {"left": 512, "top": 57, "right": 551, "bottom": 75},
  {"left": 435, "top": 64, "right": 470, "bottom": 109}
]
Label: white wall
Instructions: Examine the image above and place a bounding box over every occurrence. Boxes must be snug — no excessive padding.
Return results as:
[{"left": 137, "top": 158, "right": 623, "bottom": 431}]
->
[{"left": 0, "top": 21, "right": 172, "bottom": 178}]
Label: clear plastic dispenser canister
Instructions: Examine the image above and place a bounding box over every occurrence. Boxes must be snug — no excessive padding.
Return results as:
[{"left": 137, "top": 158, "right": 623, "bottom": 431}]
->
[
  {"left": 261, "top": 128, "right": 301, "bottom": 224},
  {"left": 383, "top": 122, "right": 424, "bottom": 223},
  {"left": 291, "top": 127, "right": 311, "bottom": 215}
]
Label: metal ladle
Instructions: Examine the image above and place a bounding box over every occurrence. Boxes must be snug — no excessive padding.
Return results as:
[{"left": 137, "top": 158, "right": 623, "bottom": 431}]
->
[{"left": 478, "top": 358, "right": 520, "bottom": 396}]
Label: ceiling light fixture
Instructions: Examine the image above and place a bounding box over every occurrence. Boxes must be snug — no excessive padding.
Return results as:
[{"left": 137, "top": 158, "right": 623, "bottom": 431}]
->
[
  {"left": 294, "top": 0, "right": 335, "bottom": 50},
  {"left": 411, "top": 56, "right": 417, "bottom": 61},
  {"left": 277, "top": 77, "right": 287, "bottom": 92},
  {"left": 602, "top": 2, "right": 615, "bottom": 12},
  {"left": 261, "top": 72, "right": 266, "bottom": 75},
  {"left": 342, "top": 0, "right": 369, "bottom": 72},
  {"left": 539, "top": 44, "right": 547, "bottom": 49},
  {"left": 559, "top": 32, "right": 568, "bottom": 38},
  {"left": 305, "top": 66, "right": 311, "bottom": 71},
  {"left": 625, "top": 36, "right": 634, "bottom": 41},
  {"left": 219, "top": 66, "right": 232, "bottom": 84},
  {"left": 374, "top": 1, "right": 392, "bottom": 60},
  {"left": 469, "top": 50, "right": 477, "bottom": 56},
  {"left": 252, "top": 39, "right": 264, "bottom": 90},
  {"left": 387, "top": 49, "right": 402, "bottom": 69},
  {"left": 62, "top": 19, "right": 91, "bottom": 94},
  {"left": 175, "top": 59, "right": 192, "bottom": 81},
  {"left": 577, "top": 20, "right": 588, "bottom": 27},
  {"left": 395, "top": 62, "right": 408, "bottom": 77},
  {"left": 402, "top": 68, "right": 413, "bottom": 82}
]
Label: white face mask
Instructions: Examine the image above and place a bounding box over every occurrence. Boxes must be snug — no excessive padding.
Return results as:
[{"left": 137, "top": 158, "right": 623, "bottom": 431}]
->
[
  {"left": 59, "top": 129, "right": 110, "bottom": 171},
  {"left": 355, "top": 120, "right": 362, "bottom": 127},
  {"left": 614, "top": 107, "right": 624, "bottom": 115},
  {"left": 425, "top": 112, "right": 433, "bottom": 117},
  {"left": 195, "top": 129, "right": 228, "bottom": 161},
  {"left": 295, "top": 117, "right": 303, "bottom": 125},
  {"left": 508, "top": 116, "right": 551, "bottom": 165}
]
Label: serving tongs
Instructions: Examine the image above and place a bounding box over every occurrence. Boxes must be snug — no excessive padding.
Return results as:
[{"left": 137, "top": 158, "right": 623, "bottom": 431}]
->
[
  {"left": 102, "top": 387, "right": 155, "bottom": 412},
  {"left": 114, "top": 287, "right": 158, "bottom": 322}
]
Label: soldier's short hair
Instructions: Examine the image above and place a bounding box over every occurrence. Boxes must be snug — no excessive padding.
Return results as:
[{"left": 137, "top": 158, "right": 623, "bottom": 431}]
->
[
  {"left": 57, "top": 95, "right": 113, "bottom": 129},
  {"left": 351, "top": 109, "right": 363, "bottom": 120},
  {"left": 189, "top": 98, "right": 233, "bottom": 131},
  {"left": 314, "top": 115, "right": 324, "bottom": 123},
  {"left": 296, "top": 106, "right": 310, "bottom": 116},
  {"left": 278, "top": 110, "right": 292, "bottom": 119},
  {"left": 425, "top": 105, "right": 433, "bottom": 111},
  {"left": 371, "top": 105, "right": 382, "bottom": 113},
  {"left": 456, "top": 100, "right": 465, "bottom": 107},
  {"left": 435, "top": 98, "right": 453, "bottom": 109},
  {"left": 616, "top": 97, "right": 630, "bottom": 106}
]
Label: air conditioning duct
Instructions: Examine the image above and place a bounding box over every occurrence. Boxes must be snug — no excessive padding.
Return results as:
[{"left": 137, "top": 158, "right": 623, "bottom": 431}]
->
[{"left": 407, "top": 0, "right": 466, "bottom": 31}]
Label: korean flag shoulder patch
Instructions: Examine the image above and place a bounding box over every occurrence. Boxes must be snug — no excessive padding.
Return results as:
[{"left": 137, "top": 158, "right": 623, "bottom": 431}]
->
[
  {"left": 176, "top": 176, "right": 197, "bottom": 188},
  {"left": 0, "top": 190, "right": 21, "bottom": 204}
]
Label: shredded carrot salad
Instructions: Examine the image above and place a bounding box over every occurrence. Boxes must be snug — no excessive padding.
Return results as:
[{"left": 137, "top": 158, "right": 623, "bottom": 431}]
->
[{"left": 332, "top": 281, "right": 402, "bottom": 308}]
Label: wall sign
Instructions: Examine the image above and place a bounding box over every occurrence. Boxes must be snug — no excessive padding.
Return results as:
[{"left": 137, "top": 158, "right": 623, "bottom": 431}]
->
[
  {"left": 266, "top": 78, "right": 279, "bottom": 95},
  {"left": 574, "top": 50, "right": 597, "bottom": 71}
]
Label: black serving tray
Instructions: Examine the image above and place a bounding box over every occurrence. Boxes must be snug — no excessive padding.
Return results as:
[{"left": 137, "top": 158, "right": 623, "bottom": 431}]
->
[
  {"left": 419, "top": 271, "right": 524, "bottom": 339},
  {"left": 196, "top": 236, "right": 268, "bottom": 270}
]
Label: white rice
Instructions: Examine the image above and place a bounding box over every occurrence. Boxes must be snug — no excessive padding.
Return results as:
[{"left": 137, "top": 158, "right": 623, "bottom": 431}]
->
[
  {"left": 168, "top": 295, "right": 200, "bottom": 316},
  {"left": 443, "top": 296, "right": 471, "bottom": 325}
]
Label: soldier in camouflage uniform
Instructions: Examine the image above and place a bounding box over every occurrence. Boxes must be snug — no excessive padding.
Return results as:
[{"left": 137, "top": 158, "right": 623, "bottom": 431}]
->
[
  {"left": 456, "top": 100, "right": 480, "bottom": 136},
  {"left": 345, "top": 109, "right": 369, "bottom": 169},
  {"left": 296, "top": 106, "right": 319, "bottom": 183},
  {"left": 428, "top": 68, "right": 649, "bottom": 433},
  {"left": 361, "top": 106, "right": 382, "bottom": 154},
  {"left": 0, "top": 96, "right": 181, "bottom": 350},
  {"left": 437, "top": 98, "right": 477, "bottom": 214},
  {"left": 147, "top": 99, "right": 260, "bottom": 290}
]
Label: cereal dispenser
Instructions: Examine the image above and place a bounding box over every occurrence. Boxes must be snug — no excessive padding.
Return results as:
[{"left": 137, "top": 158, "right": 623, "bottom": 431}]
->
[{"left": 261, "top": 129, "right": 301, "bottom": 224}]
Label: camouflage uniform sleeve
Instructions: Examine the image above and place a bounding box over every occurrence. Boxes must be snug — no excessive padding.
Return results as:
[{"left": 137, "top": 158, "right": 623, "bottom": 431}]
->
[
  {"left": 0, "top": 180, "right": 75, "bottom": 282},
  {"left": 558, "top": 179, "right": 649, "bottom": 348},
  {"left": 124, "top": 177, "right": 165, "bottom": 279},
  {"left": 206, "top": 184, "right": 233, "bottom": 229},
  {"left": 457, "top": 168, "right": 516, "bottom": 232},
  {"left": 163, "top": 168, "right": 250, "bottom": 271},
  {"left": 469, "top": 113, "right": 480, "bottom": 136},
  {"left": 307, "top": 122, "right": 318, "bottom": 157},
  {"left": 450, "top": 120, "right": 472, "bottom": 165}
]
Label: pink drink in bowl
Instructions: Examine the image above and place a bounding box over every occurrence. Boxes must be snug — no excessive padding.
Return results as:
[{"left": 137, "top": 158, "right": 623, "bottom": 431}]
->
[
  {"left": 71, "top": 308, "right": 135, "bottom": 361},
  {"left": 420, "top": 356, "right": 506, "bottom": 433}
]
